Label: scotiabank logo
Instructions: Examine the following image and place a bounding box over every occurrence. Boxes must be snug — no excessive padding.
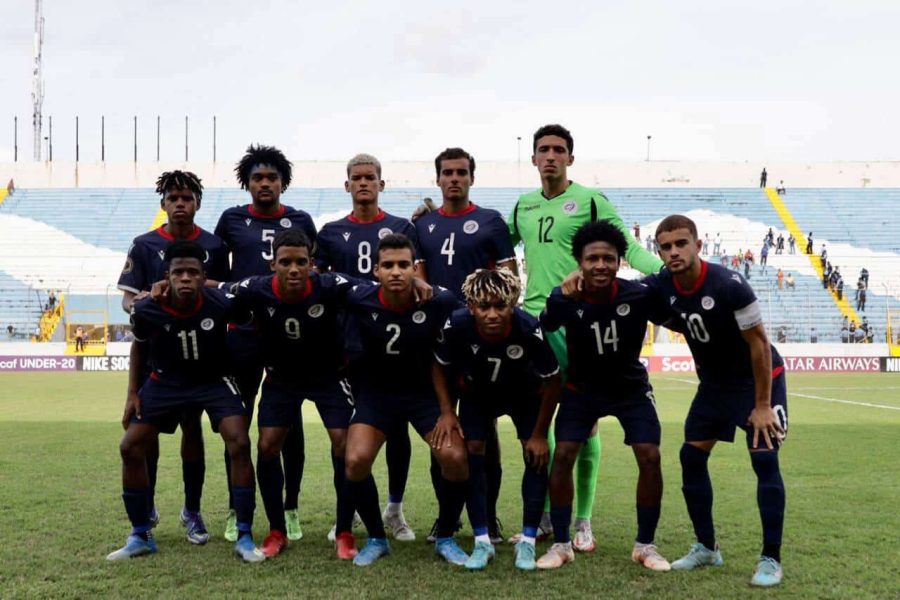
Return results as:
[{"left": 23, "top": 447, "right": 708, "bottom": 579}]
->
[{"left": 660, "top": 357, "right": 697, "bottom": 373}]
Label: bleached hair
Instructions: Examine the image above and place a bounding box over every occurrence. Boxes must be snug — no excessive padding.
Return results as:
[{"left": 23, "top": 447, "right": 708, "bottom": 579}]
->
[
  {"left": 347, "top": 153, "right": 382, "bottom": 178},
  {"left": 462, "top": 268, "right": 521, "bottom": 305}
]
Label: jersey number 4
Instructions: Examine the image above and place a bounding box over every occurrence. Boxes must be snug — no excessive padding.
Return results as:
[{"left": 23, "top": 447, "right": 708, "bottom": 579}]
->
[{"left": 441, "top": 233, "right": 456, "bottom": 265}]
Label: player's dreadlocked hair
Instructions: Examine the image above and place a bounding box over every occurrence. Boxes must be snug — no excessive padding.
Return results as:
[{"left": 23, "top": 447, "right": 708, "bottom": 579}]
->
[
  {"left": 235, "top": 144, "right": 293, "bottom": 191},
  {"left": 155, "top": 170, "right": 203, "bottom": 203},
  {"left": 461, "top": 268, "right": 521, "bottom": 306}
]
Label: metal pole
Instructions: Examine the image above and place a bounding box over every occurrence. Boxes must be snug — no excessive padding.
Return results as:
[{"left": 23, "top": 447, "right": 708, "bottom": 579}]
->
[
  {"left": 646, "top": 135, "right": 651, "bottom": 162},
  {"left": 133, "top": 115, "right": 137, "bottom": 162},
  {"left": 156, "top": 116, "right": 160, "bottom": 161},
  {"left": 101, "top": 115, "right": 105, "bottom": 161},
  {"left": 75, "top": 116, "right": 79, "bottom": 162},
  {"left": 184, "top": 115, "right": 188, "bottom": 162},
  {"left": 213, "top": 116, "right": 216, "bottom": 162},
  {"left": 49, "top": 115, "right": 52, "bottom": 161}
]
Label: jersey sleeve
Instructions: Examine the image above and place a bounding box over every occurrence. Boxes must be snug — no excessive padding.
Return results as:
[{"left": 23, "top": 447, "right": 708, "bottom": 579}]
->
[
  {"left": 224, "top": 291, "right": 253, "bottom": 326},
  {"left": 300, "top": 213, "right": 318, "bottom": 250},
  {"left": 213, "top": 212, "right": 232, "bottom": 249},
  {"left": 313, "top": 229, "right": 334, "bottom": 271},
  {"left": 527, "top": 322, "right": 560, "bottom": 378},
  {"left": 488, "top": 213, "right": 517, "bottom": 262},
  {"left": 593, "top": 195, "right": 664, "bottom": 274},
  {"left": 117, "top": 240, "right": 147, "bottom": 294},
  {"left": 507, "top": 200, "right": 522, "bottom": 247},
  {"left": 207, "top": 242, "right": 231, "bottom": 282},
  {"left": 539, "top": 288, "right": 568, "bottom": 332},
  {"left": 323, "top": 272, "right": 367, "bottom": 302},
  {"left": 726, "top": 272, "right": 763, "bottom": 330},
  {"left": 129, "top": 304, "right": 151, "bottom": 342},
  {"left": 433, "top": 317, "right": 455, "bottom": 366},
  {"left": 401, "top": 221, "right": 425, "bottom": 263}
]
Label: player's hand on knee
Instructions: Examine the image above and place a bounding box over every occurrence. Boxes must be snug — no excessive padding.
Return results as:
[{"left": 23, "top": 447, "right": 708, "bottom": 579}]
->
[
  {"left": 560, "top": 271, "right": 584, "bottom": 298},
  {"left": 524, "top": 436, "right": 550, "bottom": 469},
  {"left": 431, "top": 412, "right": 464, "bottom": 450},
  {"left": 122, "top": 391, "right": 141, "bottom": 429},
  {"left": 748, "top": 406, "right": 785, "bottom": 450}
]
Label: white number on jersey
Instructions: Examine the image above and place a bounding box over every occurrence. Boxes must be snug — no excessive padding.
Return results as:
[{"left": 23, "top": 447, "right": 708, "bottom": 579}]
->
[
  {"left": 441, "top": 233, "right": 456, "bottom": 266},
  {"left": 385, "top": 323, "right": 401, "bottom": 355},
  {"left": 261, "top": 229, "right": 275, "bottom": 260},
  {"left": 590, "top": 320, "right": 619, "bottom": 354},
  {"left": 357, "top": 241, "right": 372, "bottom": 274},
  {"left": 284, "top": 317, "right": 301, "bottom": 340},
  {"left": 681, "top": 313, "right": 711, "bottom": 342},
  {"left": 487, "top": 356, "right": 502, "bottom": 382},
  {"left": 177, "top": 329, "right": 199, "bottom": 360}
]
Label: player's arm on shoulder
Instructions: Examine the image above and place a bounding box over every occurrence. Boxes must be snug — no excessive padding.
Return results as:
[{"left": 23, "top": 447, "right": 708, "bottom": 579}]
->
[
  {"left": 594, "top": 196, "right": 663, "bottom": 275},
  {"left": 118, "top": 241, "right": 146, "bottom": 312},
  {"left": 507, "top": 200, "right": 522, "bottom": 246},
  {"left": 490, "top": 212, "right": 518, "bottom": 270},
  {"left": 539, "top": 289, "right": 567, "bottom": 332}
]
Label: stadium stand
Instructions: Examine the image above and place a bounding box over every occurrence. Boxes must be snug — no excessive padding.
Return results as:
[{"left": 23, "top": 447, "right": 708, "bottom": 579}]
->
[{"left": 1, "top": 186, "right": 897, "bottom": 344}]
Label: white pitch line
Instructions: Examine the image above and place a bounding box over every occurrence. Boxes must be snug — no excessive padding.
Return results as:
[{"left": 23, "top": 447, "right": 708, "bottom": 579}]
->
[{"left": 655, "top": 376, "right": 900, "bottom": 411}]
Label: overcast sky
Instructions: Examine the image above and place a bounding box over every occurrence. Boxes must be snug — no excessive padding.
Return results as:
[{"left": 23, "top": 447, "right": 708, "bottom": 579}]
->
[{"left": 1, "top": 0, "right": 898, "bottom": 164}]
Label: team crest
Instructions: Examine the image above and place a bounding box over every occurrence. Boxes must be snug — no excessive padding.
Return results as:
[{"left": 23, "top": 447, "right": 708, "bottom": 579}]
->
[
  {"left": 507, "top": 345, "right": 524, "bottom": 359},
  {"left": 378, "top": 227, "right": 393, "bottom": 239},
  {"left": 463, "top": 220, "right": 479, "bottom": 235},
  {"left": 279, "top": 218, "right": 292, "bottom": 228},
  {"left": 244, "top": 218, "right": 252, "bottom": 226},
  {"left": 342, "top": 232, "right": 351, "bottom": 242},
  {"left": 471, "top": 344, "right": 480, "bottom": 354},
  {"left": 122, "top": 257, "right": 134, "bottom": 275},
  {"left": 412, "top": 311, "right": 427, "bottom": 324},
  {"left": 562, "top": 201, "right": 577, "bottom": 214},
  {"left": 701, "top": 296, "right": 715, "bottom": 310},
  {"left": 428, "top": 224, "right": 436, "bottom": 233},
  {"left": 308, "top": 304, "right": 325, "bottom": 318},
  {"left": 201, "top": 318, "right": 215, "bottom": 331},
  {"left": 267, "top": 307, "right": 275, "bottom": 317},
  {"left": 617, "top": 303, "right": 631, "bottom": 316}
]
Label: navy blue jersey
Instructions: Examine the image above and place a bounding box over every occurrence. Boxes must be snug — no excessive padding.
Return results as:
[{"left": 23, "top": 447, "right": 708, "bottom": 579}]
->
[
  {"left": 233, "top": 272, "right": 359, "bottom": 383},
  {"left": 214, "top": 204, "right": 317, "bottom": 280},
  {"left": 315, "top": 210, "right": 421, "bottom": 279},
  {"left": 645, "top": 261, "right": 783, "bottom": 384},
  {"left": 346, "top": 284, "right": 462, "bottom": 395},
  {"left": 435, "top": 307, "right": 559, "bottom": 397},
  {"left": 130, "top": 288, "right": 247, "bottom": 385},
  {"left": 414, "top": 204, "right": 516, "bottom": 300},
  {"left": 117, "top": 225, "right": 229, "bottom": 294},
  {"left": 542, "top": 279, "right": 665, "bottom": 394}
]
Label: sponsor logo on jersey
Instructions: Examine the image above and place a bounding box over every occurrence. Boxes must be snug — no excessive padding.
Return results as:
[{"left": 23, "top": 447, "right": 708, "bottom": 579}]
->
[
  {"left": 701, "top": 296, "right": 715, "bottom": 310},
  {"left": 342, "top": 232, "right": 351, "bottom": 242},
  {"left": 244, "top": 218, "right": 252, "bottom": 226},
  {"left": 532, "top": 328, "right": 544, "bottom": 340},
  {"left": 308, "top": 304, "right": 325, "bottom": 318},
  {"left": 267, "top": 307, "right": 275, "bottom": 317},
  {"left": 731, "top": 274, "right": 743, "bottom": 284},
  {"left": 617, "top": 303, "right": 631, "bottom": 316},
  {"left": 463, "top": 220, "right": 479, "bottom": 234},
  {"left": 428, "top": 224, "right": 436, "bottom": 233},
  {"left": 122, "top": 257, "right": 134, "bottom": 274},
  {"left": 670, "top": 296, "right": 677, "bottom": 305},
  {"left": 576, "top": 309, "right": 584, "bottom": 319},
  {"left": 507, "top": 344, "right": 524, "bottom": 359},
  {"left": 371, "top": 312, "right": 379, "bottom": 321},
  {"left": 157, "top": 250, "right": 166, "bottom": 260},
  {"left": 471, "top": 344, "right": 480, "bottom": 354},
  {"left": 412, "top": 311, "right": 427, "bottom": 324},
  {"left": 562, "top": 201, "right": 577, "bottom": 214},
  {"left": 163, "top": 324, "right": 171, "bottom": 331},
  {"left": 334, "top": 275, "right": 348, "bottom": 285},
  {"left": 378, "top": 227, "right": 393, "bottom": 239},
  {"left": 201, "top": 318, "right": 215, "bottom": 331}
]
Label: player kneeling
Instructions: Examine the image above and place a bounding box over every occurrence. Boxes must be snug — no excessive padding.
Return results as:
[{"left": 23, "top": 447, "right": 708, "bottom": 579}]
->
[
  {"left": 107, "top": 241, "right": 264, "bottom": 563},
  {"left": 434, "top": 269, "right": 560, "bottom": 571},
  {"left": 537, "top": 221, "right": 670, "bottom": 571}
]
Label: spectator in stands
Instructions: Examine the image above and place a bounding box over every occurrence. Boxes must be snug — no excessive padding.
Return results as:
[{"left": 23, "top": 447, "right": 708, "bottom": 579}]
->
[
  {"left": 760, "top": 242, "right": 769, "bottom": 274},
  {"left": 760, "top": 167, "right": 768, "bottom": 188},
  {"left": 810, "top": 326, "right": 818, "bottom": 343},
  {"left": 48, "top": 291, "right": 57, "bottom": 310},
  {"left": 849, "top": 321, "right": 857, "bottom": 343},
  {"left": 785, "top": 272, "right": 795, "bottom": 289},
  {"left": 702, "top": 233, "right": 710, "bottom": 255},
  {"left": 836, "top": 275, "right": 844, "bottom": 301},
  {"left": 731, "top": 251, "right": 741, "bottom": 271},
  {"left": 777, "top": 326, "right": 787, "bottom": 343},
  {"left": 6, "top": 324, "right": 13, "bottom": 339},
  {"left": 775, "top": 232, "right": 784, "bottom": 254},
  {"left": 633, "top": 222, "right": 640, "bottom": 240},
  {"left": 744, "top": 248, "right": 754, "bottom": 265},
  {"left": 74, "top": 326, "right": 85, "bottom": 353},
  {"left": 645, "top": 233, "right": 653, "bottom": 252},
  {"left": 766, "top": 227, "right": 775, "bottom": 247},
  {"left": 788, "top": 233, "right": 796, "bottom": 254},
  {"left": 820, "top": 244, "right": 828, "bottom": 266},
  {"left": 806, "top": 232, "right": 814, "bottom": 254},
  {"left": 776, "top": 180, "right": 786, "bottom": 194},
  {"left": 854, "top": 325, "right": 865, "bottom": 344},
  {"left": 840, "top": 320, "right": 849, "bottom": 343},
  {"left": 830, "top": 267, "right": 841, "bottom": 292},
  {"left": 823, "top": 262, "right": 833, "bottom": 289},
  {"left": 861, "top": 317, "right": 869, "bottom": 335},
  {"left": 859, "top": 267, "right": 869, "bottom": 287},
  {"left": 776, "top": 268, "right": 784, "bottom": 290},
  {"left": 713, "top": 233, "right": 722, "bottom": 255},
  {"left": 653, "top": 236, "right": 660, "bottom": 255},
  {"left": 866, "top": 326, "right": 875, "bottom": 344},
  {"left": 719, "top": 250, "right": 729, "bottom": 267},
  {"left": 743, "top": 254, "right": 751, "bottom": 279}
]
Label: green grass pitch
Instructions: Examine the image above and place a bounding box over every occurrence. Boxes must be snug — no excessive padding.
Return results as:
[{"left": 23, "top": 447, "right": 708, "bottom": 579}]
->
[{"left": 1, "top": 372, "right": 898, "bottom": 598}]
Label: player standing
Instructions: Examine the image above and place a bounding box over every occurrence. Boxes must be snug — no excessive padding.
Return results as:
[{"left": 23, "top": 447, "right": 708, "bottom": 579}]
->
[
  {"left": 650, "top": 215, "right": 787, "bottom": 587},
  {"left": 339, "top": 234, "right": 469, "bottom": 566},
  {"left": 214, "top": 145, "right": 317, "bottom": 541},
  {"left": 433, "top": 269, "right": 560, "bottom": 571},
  {"left": 107, "top": 241, "right": 263, "bottom": 562},
  {"left": 508, "top": 124, "right": 663, "bottom": 550},
  {"left": 315, "top": 153, "right": 419, "bottom": 541},
  {"left": 116, "top": 171, "right": 229, "bottom": 545},
  {"left": 415, "top": 147, "right": 517, "bottom": 543},
  {"left": 536, "top": 221, "right": 669, "bottom": 571}
]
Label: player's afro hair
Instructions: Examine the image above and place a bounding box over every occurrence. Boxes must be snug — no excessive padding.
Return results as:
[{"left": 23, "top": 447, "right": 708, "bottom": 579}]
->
[
  {"left": 462, "top": 268, "right": 521, "bottom": 306},
  {"left": 164, "top": 240, "right": 206, "bottom": 264},
  {"left": 235, "top": 144, "right": 293, "bottom": 191},
  {"left": 272, "top": 228, "right": 312, "bottom": 257},
  {"left": 156, "top": 170, "right": 203, "bottom": 204},
  {"left": 533, "top": 124, "right": 574, "bottom": 154},
  {"left": 376, "top": 233, "right": 416, "bottom": 261},
  {"left": 571, "top": 220, "right": 627, "bottom": 262}
]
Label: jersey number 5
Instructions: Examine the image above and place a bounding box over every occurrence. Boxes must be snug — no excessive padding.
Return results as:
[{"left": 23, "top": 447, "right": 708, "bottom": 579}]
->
[{"left": 262, "top": 229, "right": 275, "bottom": 261}]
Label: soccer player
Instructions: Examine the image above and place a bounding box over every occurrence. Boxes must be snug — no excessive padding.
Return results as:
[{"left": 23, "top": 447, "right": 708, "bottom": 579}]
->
[
  {"left": 536, "top": 221, "right": 670, "bottom": 571},
  {"left": 315, "top": 153, "right": 420, "bottom": 541},
  {"left": 214, "top": 145, "right": 317, "bottom": 541},
  {"left": 433, "top": 269, "right": 560, "bottom": 571},
  {"left": 116, "top": 170, "right": 229, "bottom": 545},
  {"left": 650, "top": 214, "right": 787, "bottom": 587},
  {"left": 229, "top": 229, "right": 358, "bottom": 558},
  {"left": 507, "top": 124, "right": 664, "bottom": 550},
  {"left": 339, "top": 233, "right": 468, "bottom": 567},
  {"left": 107, "top": 241, "right": 263, "bottom": 563},
  {"left": 415, "top": 147, "right": 517, "bottom": 543}
]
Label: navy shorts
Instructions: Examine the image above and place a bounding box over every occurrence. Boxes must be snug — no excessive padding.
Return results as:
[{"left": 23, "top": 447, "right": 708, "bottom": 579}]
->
[
  {"left": 459, "top": 391, "right": 540, "bottom": 441},
  {"left": 351, "top": 389, "right": 440, "bottom": 438},
  {"left": 684, "top": 367, "right": 788, "bottom": 449},
  {"left": 227, "top": 329, "right": 264, "bottom": 411},
  {"left": 555, "top": 384, "right": 661, "bottom": 445},
  {"left": 257, "top": 377, "right": 354, "bottom": 430},
  {"left": 133, "top": 377, "right": 247, "bottom": 433}
]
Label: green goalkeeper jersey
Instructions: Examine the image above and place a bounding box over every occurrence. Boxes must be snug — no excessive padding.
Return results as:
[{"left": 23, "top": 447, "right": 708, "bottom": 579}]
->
[{"left": 508, "top": 181, "right": 664, "bottom": 315}]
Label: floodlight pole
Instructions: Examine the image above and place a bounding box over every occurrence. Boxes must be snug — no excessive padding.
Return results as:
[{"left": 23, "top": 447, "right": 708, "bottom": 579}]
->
[{"left": 31, "top": 0, "right": 45, "bottom": 161}]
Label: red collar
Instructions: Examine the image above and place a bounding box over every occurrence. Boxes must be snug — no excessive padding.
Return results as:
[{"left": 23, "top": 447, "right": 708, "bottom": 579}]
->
[
  {"left": 248, "top": 204, "right": 286, "bottom": 219},
  {"left": 673, "top": 260, "right": 709, "bottom": 296},
  {"left": 272, "top": 275, "right": 312, "bottom": 303},
  {"left": 156, "top": 224, "right": 201, "bottom": 241},
  {"left": 348, "top": 209, "right": 386, "bottom": 224},
  {"left": 582, "top": 280, "right": 619, "bottom": 304},
  {"left": 378, "top": 287, "right": 415, "bottom": 312},
  {"left": 437, "top": 203, "right": 478, "bottom": 217},
  {"left": 160, "top": 293, "right": 204, "bottom": 317}
]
